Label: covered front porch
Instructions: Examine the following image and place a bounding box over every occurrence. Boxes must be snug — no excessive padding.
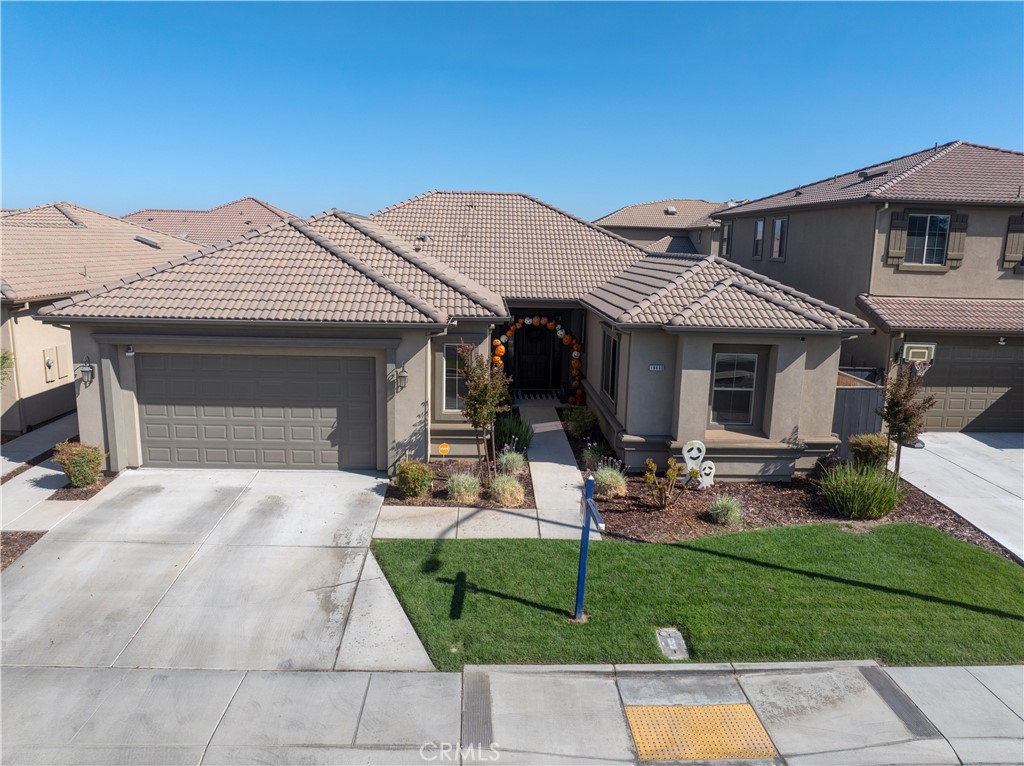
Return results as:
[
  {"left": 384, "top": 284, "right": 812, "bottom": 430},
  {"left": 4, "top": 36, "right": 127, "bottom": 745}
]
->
[{"left": 494, "top": 305, "right": 587, "bottom": 403}]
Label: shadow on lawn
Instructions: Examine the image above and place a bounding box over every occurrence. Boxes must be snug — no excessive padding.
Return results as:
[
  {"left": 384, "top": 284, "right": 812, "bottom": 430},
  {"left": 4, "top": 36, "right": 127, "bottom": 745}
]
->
[
  {"left": 674, "top": 543, "right": 1024, "bottom": 623},
  {"left": 440, "top": 571, "right": 569, "bottom": 620}
]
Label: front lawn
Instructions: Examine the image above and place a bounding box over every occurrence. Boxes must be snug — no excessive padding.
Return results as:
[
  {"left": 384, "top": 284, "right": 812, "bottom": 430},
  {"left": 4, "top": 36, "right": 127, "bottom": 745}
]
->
[{"left": 373, "top": 524, "right": 1024, "bottom": 671}]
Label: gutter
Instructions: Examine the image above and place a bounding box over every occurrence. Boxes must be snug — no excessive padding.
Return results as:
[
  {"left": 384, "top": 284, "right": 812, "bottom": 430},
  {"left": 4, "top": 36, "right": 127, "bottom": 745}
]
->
[{"left": 36, "top": 315, "right": 451, "bottom": 330}]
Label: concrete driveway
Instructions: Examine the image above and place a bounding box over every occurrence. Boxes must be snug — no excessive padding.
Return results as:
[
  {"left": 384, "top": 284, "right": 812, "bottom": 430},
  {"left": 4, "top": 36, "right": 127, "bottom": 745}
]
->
[
  {"left": 898, "top": 432, "right": 1023, "bottom": 562},
  {"left": 2, "top": 469, "right": 433, "bottom": 672}
]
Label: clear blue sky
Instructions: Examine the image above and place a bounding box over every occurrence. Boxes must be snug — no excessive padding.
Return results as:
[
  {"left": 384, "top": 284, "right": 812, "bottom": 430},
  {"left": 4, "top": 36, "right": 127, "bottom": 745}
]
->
[{"left": 3, "top": 2, "right": 1021, "bottom": 220}]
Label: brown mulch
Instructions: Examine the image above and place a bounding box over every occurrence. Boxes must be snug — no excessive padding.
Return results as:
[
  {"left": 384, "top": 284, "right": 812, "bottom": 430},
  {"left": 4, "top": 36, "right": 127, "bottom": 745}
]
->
[
  {"left": 384, "top": 458, "right": 537, "bottom": 509},
  {"left": 48, "top": 473, "right": 115, "bottom": 502},
  {"left": 1, "top": 531, "right": 46, "bottom": 571},
  {"left": 1, "top": 448, "right": 59, "bottom": 485}
]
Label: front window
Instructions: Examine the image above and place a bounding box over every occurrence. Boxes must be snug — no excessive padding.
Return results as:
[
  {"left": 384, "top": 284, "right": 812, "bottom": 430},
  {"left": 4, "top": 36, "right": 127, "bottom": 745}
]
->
[
  {"left": 711, "top": 352, "right": 757, "bottom": 425},
  {"left": 443, "top": 344, "right": 468, "bottom": 411},
  {"left": 719, "top": 222, "right": 732, "bottom": 257},
  {"left": 905, "top": 214, "right": 950, "bottom": 265},
  {"left": 770, "top": 218, "right": 788, "bottom": 260},
  {"left": 753, "top": 219, "right": 764, "bottom": 259},
  {"left": 601, "top": 331, "right": 618, "bottom": 402}
]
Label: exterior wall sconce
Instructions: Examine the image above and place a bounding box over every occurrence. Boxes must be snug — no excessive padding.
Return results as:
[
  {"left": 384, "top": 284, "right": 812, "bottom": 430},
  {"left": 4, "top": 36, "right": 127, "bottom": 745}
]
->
[
  {"left": 396, "top": 365, "right": 409, "bottom": 391},
  {"left": 125, "top": 345, "right": 135, "bottom": 357},
  {"left": 77, "top": 356, "right": 95, "bottom": 387},
  {"left": 998, "top": 337, "right": 1007, "bottom": 346}
]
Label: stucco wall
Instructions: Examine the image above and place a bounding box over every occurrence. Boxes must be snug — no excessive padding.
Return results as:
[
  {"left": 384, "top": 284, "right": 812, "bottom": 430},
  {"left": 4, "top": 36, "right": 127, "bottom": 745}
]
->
[{"left": 1, "top": 303, "right": 77, "bottom": 433}]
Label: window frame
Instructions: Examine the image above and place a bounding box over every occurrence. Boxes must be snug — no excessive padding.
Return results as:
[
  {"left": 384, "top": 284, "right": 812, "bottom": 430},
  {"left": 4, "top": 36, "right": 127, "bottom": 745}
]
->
[
  {"left": 600, "top": 330, "right": 619, "bottom": 403},
  {"left": 753, "top": 219, "right": 765, "bottom": 260},
  {"left": 442, "top": 343, "right": 468, "bottom": 413},
  {"left": 904, "top": 212, "right": 951, "bottom": 266},
  {"left": 719, "top": 222, "right": 732, "bottom": 258},
  {"left": 707, "top": 344, "right": 770, "bottom": 433},
  {"left": 770, "top": 217, "right": 788, "bottom": 261}
]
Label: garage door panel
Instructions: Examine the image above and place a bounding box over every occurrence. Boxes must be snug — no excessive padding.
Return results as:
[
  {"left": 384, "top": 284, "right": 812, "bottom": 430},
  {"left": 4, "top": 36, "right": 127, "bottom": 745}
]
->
[{"left": 137, "top": 353, "right": 377, "bottom": 469}]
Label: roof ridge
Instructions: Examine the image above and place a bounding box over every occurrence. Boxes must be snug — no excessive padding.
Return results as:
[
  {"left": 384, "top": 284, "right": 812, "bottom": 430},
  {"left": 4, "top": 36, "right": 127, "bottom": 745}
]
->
[
  {"left": 868, "top": 141, "right": 963, "bottom": 198},
  {"left": 288, "top": 218, "right": 446, "bottom": 324},
  {"left": 52, "top": 202, "right": 86, "bottom": 227},
  {"left": 124, "top": 197, "right": 294, "bottom": 220},
  {"left": 594, "top": 198, "right": 724, "bottom": 222},
  {"left": 668, "top": 276, "right": 736, "bottom": 326},
  {"left": 513, "top": 192, "right": 652, "bottom": 257},
  {"left": 369, "top": 189, "right": 442, "bottom": 217},
  {"left": 68, "top": 202, "right": 199, "bottom": 244},
  {"left": 326, "top": 211, "right": 507, "bottom": 318},
  {"left": 730, "top": 280, "right": 838, "bottom": 330},
  {"left": 957, "top": 141, "right": 1024, "bottom": 157},
  {"left": 713, "top": 257, "right": 868, "bottom": 326},
  {"left": 617, "top": 256, "right": 713, "bottom": 321}
]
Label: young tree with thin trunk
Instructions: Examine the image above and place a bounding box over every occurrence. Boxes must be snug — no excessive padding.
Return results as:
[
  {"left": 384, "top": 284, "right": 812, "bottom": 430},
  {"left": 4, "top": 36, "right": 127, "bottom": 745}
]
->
[
  {"left": 458, "top": 344, "right": 511, "bottom": 482},
  {"left": 879, "top": 363, "right": 937, "bottom": 474}
]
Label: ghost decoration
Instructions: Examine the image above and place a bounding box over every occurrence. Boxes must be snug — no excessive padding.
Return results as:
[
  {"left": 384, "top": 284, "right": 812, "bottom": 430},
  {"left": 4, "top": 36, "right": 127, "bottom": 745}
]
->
[
  {"left": 698, "top": 460, "right": 716, "bottom": 489},
  {"left": 682, "top": 440, "right": 706, "bottom": 475}
]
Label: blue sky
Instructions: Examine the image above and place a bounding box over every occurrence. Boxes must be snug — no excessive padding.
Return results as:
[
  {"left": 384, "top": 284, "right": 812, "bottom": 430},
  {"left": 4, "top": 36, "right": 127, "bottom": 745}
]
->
[{"left": 3, "top": 2, "right": 1021, "bottom": 220}]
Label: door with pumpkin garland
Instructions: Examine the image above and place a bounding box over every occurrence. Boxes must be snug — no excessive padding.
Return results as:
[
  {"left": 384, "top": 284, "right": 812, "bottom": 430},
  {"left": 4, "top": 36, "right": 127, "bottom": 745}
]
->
[{"left": 514, "top": 322, "right": 557, "bottom": 390}]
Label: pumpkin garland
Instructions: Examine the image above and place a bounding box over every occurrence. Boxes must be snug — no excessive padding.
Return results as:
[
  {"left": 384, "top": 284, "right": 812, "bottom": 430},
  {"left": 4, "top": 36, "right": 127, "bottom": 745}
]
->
[{"left": 489, "top": 315, "right": 587, "bottom": 405}]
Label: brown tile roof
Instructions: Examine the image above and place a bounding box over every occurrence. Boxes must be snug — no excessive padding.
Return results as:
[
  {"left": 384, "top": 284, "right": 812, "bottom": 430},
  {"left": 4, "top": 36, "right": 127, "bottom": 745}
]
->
[
  {"left": 40, "top": 210, "right": 506, "bottom": 325},
  {"left": 122, "top": 197, "right": 297, "bottom": 245},
  {"left": 717, "top": 141, "right": 1024, "bottom": 218},
  {"left": 856, "top": 294, "right": 1024, "bottom": 334},
  {"left": 647, "top": 234, "right": 699, "bottom": 255},
  {"left": 594, "top": 199, "right": 728, "bottom": 230},
  {"left": 1, "top": 203, "right": 199, "bottom": 303},
  {"left": 585, "top": 255, "right": 869, "bottom": 332},
  {"left": 370, "top": 191, "right": 650, "bottom": 301}
]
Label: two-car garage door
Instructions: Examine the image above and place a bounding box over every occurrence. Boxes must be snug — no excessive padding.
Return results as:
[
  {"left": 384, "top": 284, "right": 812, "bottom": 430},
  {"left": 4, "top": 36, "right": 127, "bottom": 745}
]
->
[{"left": 137, "top": 354, "right": 377, "bottom": 469}]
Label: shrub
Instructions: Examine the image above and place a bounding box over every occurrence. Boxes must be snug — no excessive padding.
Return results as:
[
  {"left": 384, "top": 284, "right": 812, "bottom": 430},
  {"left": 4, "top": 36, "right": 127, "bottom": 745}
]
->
[
  {"left": 563, "top": 406, "right": 597, "bottom": 438},
  {"left": 447, "top": 472, "right": 481, "bottom": 504},
  {"left": 496, "top": 448, "right": 526, "bottom": 475},
  {"left": 708, "top": 495, "right": 743, "bottom": 526},
  {"left": 581, "top": 439, "right": 611, "bottom": 470},
  {"left": 490, "top": 474, "right": 525, "bottom": 507},
  {"left": 593, "top": 465, "right": 627, "bottom": 498},
  {"left": 849, "top": 433, "right": 891, "bottom": 468},
  {"left": 52, "top": 440, "right": 106, "bottom": 488},
  {"left": 393, "top": 459, "right": 434, "bottom": 499},
  {"left": 644, "top": 457, "right": 682, "bottom": 510},
  {"left": 820, "top": 462, "right": 904, "bottom": 520},
  {"left": 494, "top": 411, "right": 533, "bottom": 453}
]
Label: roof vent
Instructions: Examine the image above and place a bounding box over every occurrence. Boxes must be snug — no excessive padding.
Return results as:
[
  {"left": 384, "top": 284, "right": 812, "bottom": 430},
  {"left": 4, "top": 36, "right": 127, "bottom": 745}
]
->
[
  {"left": 725, "top": 200, "right": 740, "bottom": 208},
  {"left": 664, "top": 206, "right": 677, "bottom": 215},
  {"left": 134, "top": 235, "right": 161, "bottom": 249},
  {"left": 177, "top": 231, "right": 189, "bottom": 239},
  {"left": 793, "top": 190, "right": 802, "bottom": 197},
  {"left": 858, "top": 165, "right": 891, "bottom": 180}
]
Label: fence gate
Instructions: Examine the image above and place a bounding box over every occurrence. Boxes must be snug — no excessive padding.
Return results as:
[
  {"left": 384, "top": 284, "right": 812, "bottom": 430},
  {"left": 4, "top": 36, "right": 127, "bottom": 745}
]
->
[{"left": 832, "top": 370, "right": 884, "bottom": 459}]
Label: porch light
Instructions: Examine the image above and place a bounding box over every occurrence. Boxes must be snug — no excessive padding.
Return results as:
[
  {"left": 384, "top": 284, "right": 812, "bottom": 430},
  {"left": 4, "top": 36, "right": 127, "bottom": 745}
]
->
[
  {"left": 77, "top": 357, "right": 95, "bottom": 387},
  {"left": 998, "top": 337, "right": 1007, "bottom": 346},
  {"left": 396, "top": 365, "right": 409, "bottom": 391}
]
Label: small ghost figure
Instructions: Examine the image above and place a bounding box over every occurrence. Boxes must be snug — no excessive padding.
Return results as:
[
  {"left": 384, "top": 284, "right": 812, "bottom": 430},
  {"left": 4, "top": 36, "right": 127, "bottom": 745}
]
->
[
  {"left": 682, "top": 440, "right": 706, "bottom": 475},
  {"left": 698, "top": 460, "right": 716, "bottom": 489}
]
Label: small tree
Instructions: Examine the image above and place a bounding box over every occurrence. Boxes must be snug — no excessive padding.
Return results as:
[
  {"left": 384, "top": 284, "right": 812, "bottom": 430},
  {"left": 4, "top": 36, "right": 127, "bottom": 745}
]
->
[
  {"left": 458, "top": 343, "right": 511, "bottom": 481},
  {"left": 879, "top": 363, "right": 937, "bottom": 474},
  {"left": 0, "top": 350, "right": 13, "bottom": 389}
]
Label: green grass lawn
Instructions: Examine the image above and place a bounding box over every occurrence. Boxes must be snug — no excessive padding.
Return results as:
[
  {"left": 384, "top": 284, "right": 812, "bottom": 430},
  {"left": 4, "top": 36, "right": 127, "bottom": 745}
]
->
[{"left": 372, "top": 524, "right": 1024, "bottom": 671}]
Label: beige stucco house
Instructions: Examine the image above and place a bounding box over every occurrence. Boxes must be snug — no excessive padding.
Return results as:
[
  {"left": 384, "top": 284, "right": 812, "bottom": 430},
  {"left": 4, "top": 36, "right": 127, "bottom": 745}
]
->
[
  {"left": 714, "top": 141, "right": 1024, "bottom": 432},
  {"left": 1, "top": 203, "right": 198, "bottom": 434},
  {"left": 40, "top": 192, "right": 868, "bottom": 479},
  {"left": 594, "top": 198, "right": 737, "bottom": 256}
]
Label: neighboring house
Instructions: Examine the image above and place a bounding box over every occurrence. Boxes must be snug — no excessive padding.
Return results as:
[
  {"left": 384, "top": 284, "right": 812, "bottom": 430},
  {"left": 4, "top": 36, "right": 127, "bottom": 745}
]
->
[
  {"left": 42, "top": 192, "right": 868, "bottom": 479},
  {"left": 122, "top": 197, "right": 296, "bottom": 245},
  {"left": 0, "top": 203, "right": 198, "bottom": 434},
  {"left": 594, "top": 198, "right": 737, "bottom": 255},
  {"left": 714, "top": 140, "right": 1024, "bottom": 432}
]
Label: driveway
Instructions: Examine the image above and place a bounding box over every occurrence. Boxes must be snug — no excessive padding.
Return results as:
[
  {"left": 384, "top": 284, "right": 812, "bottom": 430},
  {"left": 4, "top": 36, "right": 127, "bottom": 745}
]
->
[
  {"left": 1, "top": 469, "right": 433, "bottom": 672},
  {"left": 898, "top": 432, "right": 1023, "bottom": 562}
]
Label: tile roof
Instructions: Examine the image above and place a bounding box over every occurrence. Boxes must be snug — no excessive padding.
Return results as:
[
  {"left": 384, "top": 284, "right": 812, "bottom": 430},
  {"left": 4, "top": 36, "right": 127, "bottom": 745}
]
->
[
  {"left": 122, "top": 197, "right": 297, "bottom": 245},
  {"left": 1, "top": 203, "right": 199, "bottom": 302},
  {"left": 585, "top": 255, "right": 869, "bottom": 332},
  {"left": 718, "top": 141, "right": 1024, "bottom": 217},
  {"left": 594, "top": 198, "right": 728, "bottom": 230},
  {"left": 40, "top": 210, "right": 506, "bottom": 325},
  {"left": 856, "top": 294, "right": 1024, "bottom": 334},
  {"left": 370, "top": 191, "right": 650, "bottom": 301},
  {"left": 647, "top": 234, "right": 699, "bottom": 255}
]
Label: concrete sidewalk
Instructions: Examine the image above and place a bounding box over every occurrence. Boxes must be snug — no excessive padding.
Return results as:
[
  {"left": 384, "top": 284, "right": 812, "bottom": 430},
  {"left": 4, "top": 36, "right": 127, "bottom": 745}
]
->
[
  {"left": 2, "top": 661, "right": 1020, "bottom": 765},
  {"left": 0, "top": 412, "right": 78, "bottom": 476}
]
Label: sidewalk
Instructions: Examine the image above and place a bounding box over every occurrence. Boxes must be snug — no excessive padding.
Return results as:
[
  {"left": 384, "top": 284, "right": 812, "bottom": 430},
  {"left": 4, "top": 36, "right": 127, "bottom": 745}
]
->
[
  {"left": 0, "top": 412, "right": 78, "bottom": 476},
  {"left": 3, "top": 661, "right": 1020, "bottom": 764}
]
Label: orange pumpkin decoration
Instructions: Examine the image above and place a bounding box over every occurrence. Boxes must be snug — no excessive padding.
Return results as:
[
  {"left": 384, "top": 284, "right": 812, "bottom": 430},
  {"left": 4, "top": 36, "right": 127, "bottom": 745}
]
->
[
  {"left": 562, "top": 336, "right": 572, "bottom": 346},
  {"left": 507, "top": 325, "right": 515, "bottom": 335},
  {"left": 532, "top": 315, "right": 541, "bottom": 325},
  {"left": 573, "top": 342, "right": 583, "bottom": 352},
  {"left": 572, "top": 369, "right": 582, "bottom": 378},
  {"left": 492, "top": 339, "right": 501, "bottom": 347},
  {"left": 546, "top": 321, "right": 556, "bottom": 330},
  {"left": 571, "top": 359, "right": 582, "bottom": 369},
  {"left": 571, "top": 380, "right": 580, "bottom": 388},
  {"left": 492, "top": 355, "right": 502, "bottom": 364},
  {"left": 495, "top": 345, "right": 506, "bottom": 356}
]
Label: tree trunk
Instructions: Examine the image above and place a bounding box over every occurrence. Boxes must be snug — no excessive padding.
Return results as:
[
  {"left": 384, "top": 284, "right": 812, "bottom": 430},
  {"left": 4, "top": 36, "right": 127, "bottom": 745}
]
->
[{"left": 894, "top": 441, "right": 902, "bottom": 475}]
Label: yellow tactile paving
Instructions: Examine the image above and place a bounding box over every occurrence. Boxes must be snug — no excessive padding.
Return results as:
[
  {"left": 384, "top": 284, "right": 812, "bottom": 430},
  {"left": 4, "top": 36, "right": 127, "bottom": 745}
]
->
[{"left": 625, "top": 703, "right": 778, "bottom": 761}]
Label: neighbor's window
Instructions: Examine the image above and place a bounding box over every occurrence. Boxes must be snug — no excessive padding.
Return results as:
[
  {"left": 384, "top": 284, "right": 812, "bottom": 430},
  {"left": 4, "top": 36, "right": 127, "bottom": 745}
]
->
[
  {"left": 443, "top": 344, "right": 468, "bottom": 411},
  {"left": 719, "top": 222, "right": 732, "bottom": 257},
  {"left": 601, "top": 331, "right": 619, "bottom": 402},
  {"left": 753, "top": 219, "right": 765, "bottom": 259},
  {"left": 711, "top": 352, "right": 757, "bottom": 425},
  {"left": 905, "top": 213, "right": 950, "bottom": 265},
  {"left": 770, "top": 218, "right": 788, "bottom": 260}
]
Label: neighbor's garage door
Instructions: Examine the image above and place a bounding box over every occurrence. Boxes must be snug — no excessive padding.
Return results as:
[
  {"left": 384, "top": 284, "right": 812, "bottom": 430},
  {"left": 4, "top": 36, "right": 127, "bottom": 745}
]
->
[
  {"left": 136, "top": 354, "right": 376, "bottom": 469},
  {"left": 920, "top": 336, "right": 1023, "bottom": 432}
]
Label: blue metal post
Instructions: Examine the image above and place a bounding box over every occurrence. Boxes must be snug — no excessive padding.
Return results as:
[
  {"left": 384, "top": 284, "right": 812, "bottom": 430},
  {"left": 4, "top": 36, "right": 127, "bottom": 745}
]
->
[{"left": 574, "top": 475, "right": 596, "bottom": 621}]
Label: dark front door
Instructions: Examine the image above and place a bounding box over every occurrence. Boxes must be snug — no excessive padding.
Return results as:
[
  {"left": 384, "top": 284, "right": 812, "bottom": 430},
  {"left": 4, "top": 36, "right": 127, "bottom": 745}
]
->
[{"left": 514, "top": 324, "right": 556, "bottom": 390}]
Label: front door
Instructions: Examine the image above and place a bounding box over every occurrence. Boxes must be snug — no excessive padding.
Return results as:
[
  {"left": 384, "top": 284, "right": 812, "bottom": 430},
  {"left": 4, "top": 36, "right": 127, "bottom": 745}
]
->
[{"left": 514, "top": 323, "right": 556, "bottom": 390}]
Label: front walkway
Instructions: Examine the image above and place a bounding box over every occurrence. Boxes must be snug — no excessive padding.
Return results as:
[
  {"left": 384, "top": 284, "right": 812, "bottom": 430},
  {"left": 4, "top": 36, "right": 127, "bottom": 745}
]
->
[
  {"left": 898, "top": 432, "right": 1023, "bottom": 562},
  {"left": 0, "top": 412, "right": 78, "bottom": 476},
  {"left": 3, "top": 661, "right": 1020, "bottom": 764}
]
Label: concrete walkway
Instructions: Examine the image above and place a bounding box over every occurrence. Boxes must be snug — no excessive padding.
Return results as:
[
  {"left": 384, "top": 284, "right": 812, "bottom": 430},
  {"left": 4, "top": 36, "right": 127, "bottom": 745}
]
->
[
  {"left": 0, "top": 412, "right": 78, "bottom": 476},
  {"left": 0, "top": 458, "right": 73, "bottom": 530},
  {"left": 3, "top": 661, "right": 1019, "bottom": 764},
  {"left": 898, "top": 432, "right": 1023, "bottom": 561}
]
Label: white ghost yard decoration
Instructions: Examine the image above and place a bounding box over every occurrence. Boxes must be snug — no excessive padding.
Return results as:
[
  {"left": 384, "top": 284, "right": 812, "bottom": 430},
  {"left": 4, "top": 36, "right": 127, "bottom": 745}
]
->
[
  {"left": 698, "top": 460, "right": 716, "bottom": 489},
  {"left": 682, "top": 440, "right": 706, "bottom": 475}
]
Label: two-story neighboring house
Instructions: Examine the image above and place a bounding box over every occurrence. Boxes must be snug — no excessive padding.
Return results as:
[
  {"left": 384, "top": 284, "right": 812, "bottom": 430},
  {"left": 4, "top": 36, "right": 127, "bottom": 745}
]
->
[
  {"left": 713, "top": 141, "right": 1024, "bottom": 433},
  {"left": 594, "top": 199, "right": 735, "bottom": 255}
]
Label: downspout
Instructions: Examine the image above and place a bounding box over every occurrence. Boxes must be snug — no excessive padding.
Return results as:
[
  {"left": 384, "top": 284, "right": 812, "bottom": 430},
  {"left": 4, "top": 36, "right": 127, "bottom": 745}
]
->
[
  {"left": 869, "top": 203, "right": 888, "bottom": 297},
  {"left": 9, "top": 304, "right": 28, "bottom": 431}
]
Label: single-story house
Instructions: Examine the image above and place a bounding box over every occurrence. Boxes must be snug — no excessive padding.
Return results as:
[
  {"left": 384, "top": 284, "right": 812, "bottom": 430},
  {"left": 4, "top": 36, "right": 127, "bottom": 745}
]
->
[
  {"left": 41, "top": 192, "right": 869, "bottom": 479},
  {"left": 122, "top": 197, "right": 297, "bottom": 245},
  {"left": 1, "top": 203, "right": 198, "bottom": 434}
]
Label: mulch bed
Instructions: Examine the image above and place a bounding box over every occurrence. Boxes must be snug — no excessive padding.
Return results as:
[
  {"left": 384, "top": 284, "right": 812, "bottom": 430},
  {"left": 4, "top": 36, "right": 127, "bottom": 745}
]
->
[
  {"left": 383, "top": 458, "right": 537, "bottom": 509},
  {"left": 1, "top": 531, "right": 46, "bottom": 571},
  {"left": 48, "top": 473, "right": 115, "bottom": 502},
  {"left": 556, "top": 409, "right": 1017, "bottom": 563}
]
